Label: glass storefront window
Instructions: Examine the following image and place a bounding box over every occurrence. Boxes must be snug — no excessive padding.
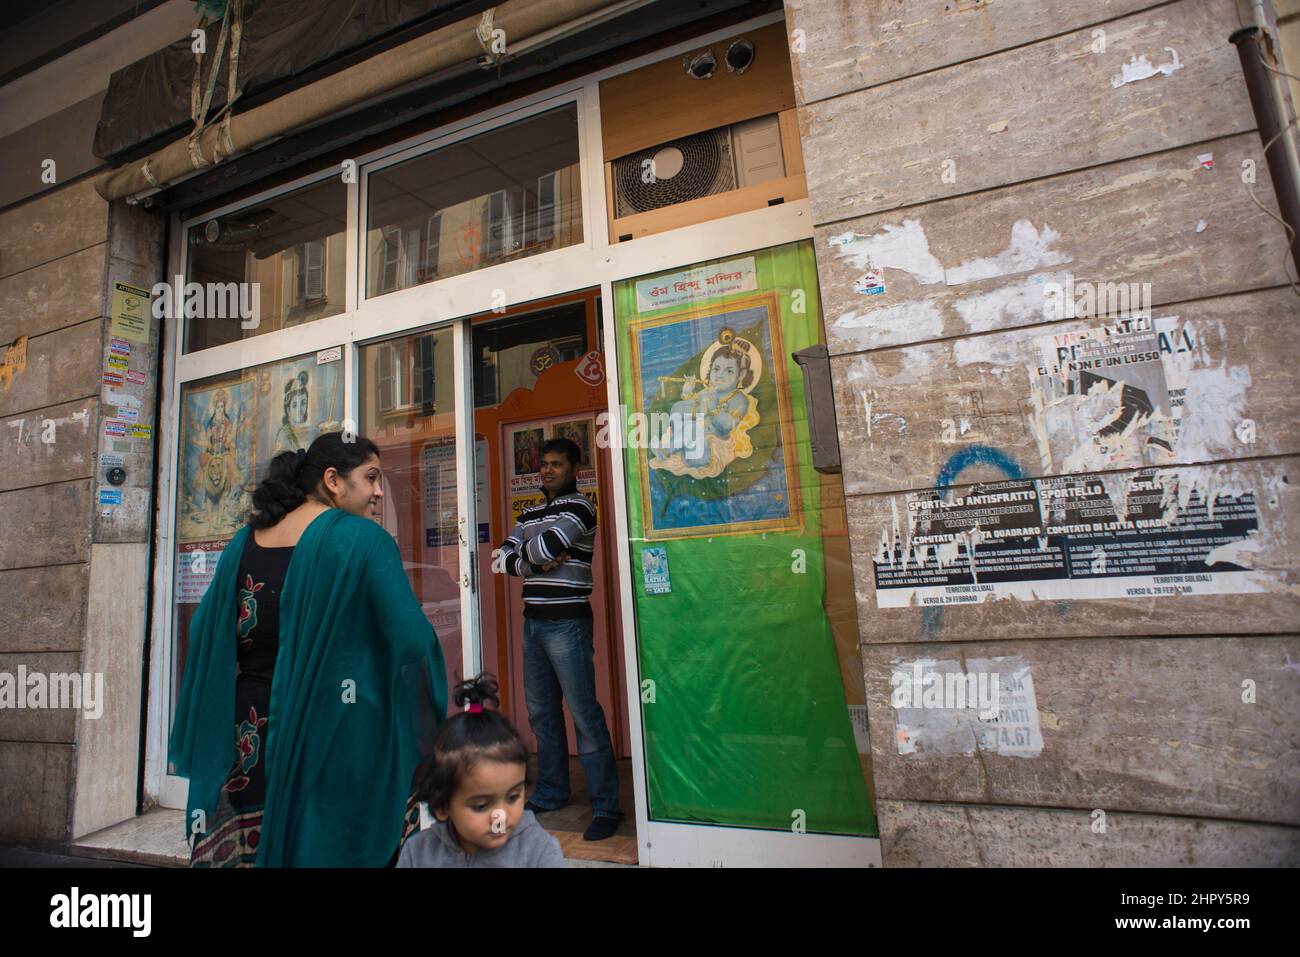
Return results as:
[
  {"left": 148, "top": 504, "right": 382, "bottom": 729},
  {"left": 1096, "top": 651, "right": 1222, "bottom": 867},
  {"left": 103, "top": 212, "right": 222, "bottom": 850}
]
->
[
  {"left": 365, "top": 104, "right": 583, "bottom": 299},
  {"left": 184, "top": 178, "right": 347, "bottom": 353},
  {"left": 471, "top": 300, "right": 588, "bottom": 408},
  {"left": 168, "top": 349, "right": 346, "bottom": 753},
  {"left": 359, "top": 327, "right": 465, "bottom": 685}
]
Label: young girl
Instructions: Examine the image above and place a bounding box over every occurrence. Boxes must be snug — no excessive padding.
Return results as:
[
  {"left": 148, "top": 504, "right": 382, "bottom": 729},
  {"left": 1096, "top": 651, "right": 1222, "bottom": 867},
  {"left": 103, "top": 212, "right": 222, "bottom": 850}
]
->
[{"left": 398, "top": 674, "right": 565, "bottom": 868}]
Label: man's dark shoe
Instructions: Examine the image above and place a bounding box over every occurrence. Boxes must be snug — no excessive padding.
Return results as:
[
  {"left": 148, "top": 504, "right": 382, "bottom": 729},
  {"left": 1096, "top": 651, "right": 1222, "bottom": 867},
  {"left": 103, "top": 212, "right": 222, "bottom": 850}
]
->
[
  {"left": 583, "top": 812, "right": 624, "bottom": 841},
  {"left": 526, "top": 800, "right": 564, "bottom": 815}
]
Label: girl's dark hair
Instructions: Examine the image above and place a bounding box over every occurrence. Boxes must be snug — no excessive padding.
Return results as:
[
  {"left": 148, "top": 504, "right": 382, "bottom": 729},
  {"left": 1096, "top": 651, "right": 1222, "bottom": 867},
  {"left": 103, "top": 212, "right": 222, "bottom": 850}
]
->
[
  {"left": 248, "top": 429, "right": 381, "bottom": 529},
  {"left": 413, "top": 674, "right": 531, "bottom": 813}
]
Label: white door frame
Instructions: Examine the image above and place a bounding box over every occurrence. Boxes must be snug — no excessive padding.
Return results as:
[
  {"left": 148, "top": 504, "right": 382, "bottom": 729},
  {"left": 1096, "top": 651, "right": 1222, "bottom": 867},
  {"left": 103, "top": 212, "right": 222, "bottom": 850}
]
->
[{"left": 145, "top": 6, "right": 880, "bottom": 866}]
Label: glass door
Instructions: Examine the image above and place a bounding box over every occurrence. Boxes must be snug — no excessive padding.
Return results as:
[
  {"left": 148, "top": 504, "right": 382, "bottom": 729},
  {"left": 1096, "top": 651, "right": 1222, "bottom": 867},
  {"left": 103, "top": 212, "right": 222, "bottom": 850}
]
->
[
  {"left": 358, "top": 324, "right": 477, "bottom": 684},
  {"left": 609, "top": 240, "right": 879, "bottom": 863}
]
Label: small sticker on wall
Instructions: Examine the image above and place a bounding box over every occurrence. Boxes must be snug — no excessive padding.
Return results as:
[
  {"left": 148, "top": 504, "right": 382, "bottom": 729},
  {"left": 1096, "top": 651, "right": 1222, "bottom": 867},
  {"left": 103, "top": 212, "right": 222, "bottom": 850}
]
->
[
  {"left": 103, "top": 420, "right": 128, "bottom": 437},
  {"left": 642, "top": 546, "right": 671, "bottom": 594},
  {"left": 317, "top": 346, "right": 342, "bottom": 365},
  {"left": 1198, "top": 152, "right": 1214, "bottom": 171},
  {"left": 98, "top": 488, "right": 123, "bottom": 506},
  {"left": 853, "top": 268, "right": 885, "bottom": 295},
  {"left": 128, "top": 423, "right": 152, "bottom": 440},
  {"left": 100, "top": 453, "right": 124, "bottom": 469},
  {"left": 126, "top": 370, "right": 146, "bottom": 385},
  {"left": 102, "top": 372, "right": 125, "bottom": 387},
  {"left": 116, "top": 407, "right": 140, "bottom": 422}
]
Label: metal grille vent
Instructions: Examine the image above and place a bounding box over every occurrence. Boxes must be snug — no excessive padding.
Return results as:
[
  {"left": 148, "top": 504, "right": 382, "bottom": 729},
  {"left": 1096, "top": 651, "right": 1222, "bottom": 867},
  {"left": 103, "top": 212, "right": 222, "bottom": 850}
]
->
[{"left": 613, "top": 128, "right": 736, "bottom": 216}]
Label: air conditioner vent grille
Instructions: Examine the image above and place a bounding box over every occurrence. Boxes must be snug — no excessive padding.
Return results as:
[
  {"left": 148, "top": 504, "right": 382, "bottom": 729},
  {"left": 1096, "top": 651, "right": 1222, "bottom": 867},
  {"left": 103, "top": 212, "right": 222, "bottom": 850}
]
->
[{"left": 613, "top": 129, "right": 736, "bottom": 216}]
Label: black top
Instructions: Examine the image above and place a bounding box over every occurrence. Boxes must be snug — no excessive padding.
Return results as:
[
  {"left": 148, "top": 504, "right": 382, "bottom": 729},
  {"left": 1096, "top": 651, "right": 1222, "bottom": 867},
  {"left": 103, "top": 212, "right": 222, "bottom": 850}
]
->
[{"left": 234, "top": 535, "right": 294, "bottom": 680}]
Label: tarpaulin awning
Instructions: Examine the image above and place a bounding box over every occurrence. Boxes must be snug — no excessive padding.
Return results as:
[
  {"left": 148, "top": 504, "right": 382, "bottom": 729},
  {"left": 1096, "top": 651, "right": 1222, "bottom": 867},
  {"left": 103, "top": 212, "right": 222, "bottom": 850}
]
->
[{"left": 94, "top": 0, "right": 485, "bottom": 161}]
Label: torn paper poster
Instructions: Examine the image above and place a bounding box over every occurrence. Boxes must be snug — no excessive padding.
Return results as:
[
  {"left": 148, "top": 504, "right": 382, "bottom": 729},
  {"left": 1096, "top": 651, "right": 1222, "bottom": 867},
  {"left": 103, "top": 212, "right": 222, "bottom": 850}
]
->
[
  {"left": 853, "top": 268, "right": 885, "bottom": 295},
  {"left": 873, "top": 468, "right": 1270, "bottom": 607},
  {"left": 1027, "top": 315, "right": 1249, "bottom": 475},
  {"left": 890, "top": 656, "right": 1042, "bottom": 757},
  {"left": 1030, "top": 314, "right": 1179, "bottom": 474},
  {"left": 1110, "top": 48, "right": 1183, "bottom": 88}
]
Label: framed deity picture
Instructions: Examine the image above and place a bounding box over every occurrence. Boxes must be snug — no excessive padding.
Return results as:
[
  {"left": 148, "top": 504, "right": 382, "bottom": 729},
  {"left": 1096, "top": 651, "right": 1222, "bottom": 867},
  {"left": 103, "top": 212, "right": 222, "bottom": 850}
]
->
[
  {"left": 177, "top": 376, "right": 257, "bottom": 543},
  {"left": 627, "top": 292, "right": 802, "bottom": 540}
]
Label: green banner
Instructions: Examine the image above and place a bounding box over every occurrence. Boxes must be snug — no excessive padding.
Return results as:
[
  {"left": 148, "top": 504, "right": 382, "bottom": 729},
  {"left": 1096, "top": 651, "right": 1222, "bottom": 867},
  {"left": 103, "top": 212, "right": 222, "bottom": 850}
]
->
[{"left": 614, "top": 241, "right": 876, "bottom": 836}]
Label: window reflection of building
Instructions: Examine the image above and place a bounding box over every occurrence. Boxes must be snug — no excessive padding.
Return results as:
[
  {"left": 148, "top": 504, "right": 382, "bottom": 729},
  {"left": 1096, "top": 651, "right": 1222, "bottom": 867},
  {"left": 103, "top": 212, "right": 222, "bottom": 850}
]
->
[
  {"left": 374, "top": 334, "right": 439, "bottom": 417},
  {"left": 366, "top": 105, "right": 582, "bottom": 300},
  {"left": 294, "top": 240, "right": 324, "bottom": 304},
  {"left": 472, "top": 301, "right": 587, "bottom": 409},
  {"left": 185, "top": 179, "right": 346, "bottom": 352}
]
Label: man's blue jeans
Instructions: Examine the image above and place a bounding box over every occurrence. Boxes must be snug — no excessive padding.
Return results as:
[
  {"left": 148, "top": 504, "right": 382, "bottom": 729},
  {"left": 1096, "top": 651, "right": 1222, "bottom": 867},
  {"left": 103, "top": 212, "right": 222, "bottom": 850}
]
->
[{"left": 523, "top": 616, "right": 621, "bottom": 817}]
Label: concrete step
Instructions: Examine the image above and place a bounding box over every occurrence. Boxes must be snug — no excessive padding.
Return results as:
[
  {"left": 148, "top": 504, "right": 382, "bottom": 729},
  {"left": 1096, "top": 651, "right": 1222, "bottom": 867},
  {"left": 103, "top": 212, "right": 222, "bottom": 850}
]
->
[
  {"left": 66, "top": 807, "right": 636, "bottom": 867},
  {"left": 69, "top": 808, "right": 188, "bottom": 867}
]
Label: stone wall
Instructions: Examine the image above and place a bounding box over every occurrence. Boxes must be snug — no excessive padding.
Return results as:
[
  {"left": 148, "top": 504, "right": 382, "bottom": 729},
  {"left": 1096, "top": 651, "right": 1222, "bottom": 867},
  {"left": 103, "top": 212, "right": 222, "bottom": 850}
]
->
[{"left": 785, "top": 0, "right": 1300, "bottom": 864}]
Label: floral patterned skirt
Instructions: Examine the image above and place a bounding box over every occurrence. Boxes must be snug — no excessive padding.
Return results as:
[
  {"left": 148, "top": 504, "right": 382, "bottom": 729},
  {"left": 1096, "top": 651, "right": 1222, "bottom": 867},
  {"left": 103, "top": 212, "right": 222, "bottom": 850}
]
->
[
  {"left": 190, "top": 673, "right": 270, "bottom": 867},
  {"left": 190, "top": 672, "right": 424, "bottom": 867}
]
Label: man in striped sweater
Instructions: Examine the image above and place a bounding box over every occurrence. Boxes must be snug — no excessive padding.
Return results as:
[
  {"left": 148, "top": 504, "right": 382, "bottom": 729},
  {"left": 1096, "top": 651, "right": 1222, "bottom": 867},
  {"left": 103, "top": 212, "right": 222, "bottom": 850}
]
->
[{"left": 497, "top": 436, "right": 623, "bottom": 841}]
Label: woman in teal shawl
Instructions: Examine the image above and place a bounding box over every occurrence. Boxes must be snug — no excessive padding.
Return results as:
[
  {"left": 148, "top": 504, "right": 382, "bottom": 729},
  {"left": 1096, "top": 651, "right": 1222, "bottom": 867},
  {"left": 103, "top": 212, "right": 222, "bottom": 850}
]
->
[{"left": 170, "top": 431, "right": 447, "bottom": 866}]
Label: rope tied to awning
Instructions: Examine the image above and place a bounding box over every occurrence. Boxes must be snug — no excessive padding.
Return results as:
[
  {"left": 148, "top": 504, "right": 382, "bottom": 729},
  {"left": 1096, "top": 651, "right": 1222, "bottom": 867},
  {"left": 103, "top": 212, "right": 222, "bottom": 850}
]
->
[
  {"left": 186, "top": 0, "right": 245, "bottom": 170},
  {"left": 476, "top": 7, "right": 506, "bottom": 68}
]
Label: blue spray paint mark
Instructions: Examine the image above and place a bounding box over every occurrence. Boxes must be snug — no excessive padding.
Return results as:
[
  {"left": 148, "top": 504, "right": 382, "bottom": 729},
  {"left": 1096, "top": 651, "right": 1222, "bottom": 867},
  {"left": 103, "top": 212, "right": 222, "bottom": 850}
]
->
[
  {"left": 919, "top": 446, "right": 1026, "bottom": 637},
  {"left": 935, "top": 445, "right": 1023, "bottom": 491}
]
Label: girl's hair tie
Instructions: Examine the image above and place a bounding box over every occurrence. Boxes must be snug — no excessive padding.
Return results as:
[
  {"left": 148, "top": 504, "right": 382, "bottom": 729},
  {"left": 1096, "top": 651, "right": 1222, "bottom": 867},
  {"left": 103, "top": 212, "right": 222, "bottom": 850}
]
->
[
  {"left": 293, "top": 448, "right": 307, "bottom": 471},
  {"left": 466, "top": 701, "right": 484, "bottom": 714}
]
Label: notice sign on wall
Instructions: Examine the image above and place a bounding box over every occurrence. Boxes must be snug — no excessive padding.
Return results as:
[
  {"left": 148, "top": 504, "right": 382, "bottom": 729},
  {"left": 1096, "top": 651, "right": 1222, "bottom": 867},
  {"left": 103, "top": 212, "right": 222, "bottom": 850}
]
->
[
  {"left": 110, "top": 281, "right": 151, "bottom": 343},
  {"left": 176, "top": 540, "right": 226, "bottom": 603},
  {"left": 873, "top": 469, "right": 1265, "bottom": 607}
]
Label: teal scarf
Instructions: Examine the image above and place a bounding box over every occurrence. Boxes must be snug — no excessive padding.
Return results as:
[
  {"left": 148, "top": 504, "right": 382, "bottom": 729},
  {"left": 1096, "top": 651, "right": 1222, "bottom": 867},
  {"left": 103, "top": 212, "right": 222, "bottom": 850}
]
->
[{"left": 169, "top": 509, "right": 448, "bottom": 866}]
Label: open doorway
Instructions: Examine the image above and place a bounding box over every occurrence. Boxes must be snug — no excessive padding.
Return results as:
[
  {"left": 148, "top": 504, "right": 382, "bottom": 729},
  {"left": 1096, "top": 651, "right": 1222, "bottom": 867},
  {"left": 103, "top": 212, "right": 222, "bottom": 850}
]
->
[
  {"left": 470, "top": 289, "right": 636, "bottom": 864},
  {"left": 358, "top": 288, "right": 636, "bottom": 864}
]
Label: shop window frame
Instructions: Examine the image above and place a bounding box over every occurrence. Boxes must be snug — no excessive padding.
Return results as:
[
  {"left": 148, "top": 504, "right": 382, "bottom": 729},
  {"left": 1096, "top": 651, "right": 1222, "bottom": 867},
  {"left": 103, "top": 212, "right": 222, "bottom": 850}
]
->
[{"left": 147, "top": 6, "right": 879, "bottom": 867}]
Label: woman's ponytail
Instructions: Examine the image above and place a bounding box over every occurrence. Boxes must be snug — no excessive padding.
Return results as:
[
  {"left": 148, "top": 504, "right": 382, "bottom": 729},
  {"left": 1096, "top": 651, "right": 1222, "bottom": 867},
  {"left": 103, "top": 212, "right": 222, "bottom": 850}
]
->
[{"left": 249, "top": 448, "right": 308, "bottom": 529}]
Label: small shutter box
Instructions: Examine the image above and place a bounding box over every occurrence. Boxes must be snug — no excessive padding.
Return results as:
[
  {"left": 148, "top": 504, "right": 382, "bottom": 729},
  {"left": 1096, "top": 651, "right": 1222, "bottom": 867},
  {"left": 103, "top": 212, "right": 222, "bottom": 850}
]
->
[{"left": 792, "top": 343, "right": 842, "bottom": 474}]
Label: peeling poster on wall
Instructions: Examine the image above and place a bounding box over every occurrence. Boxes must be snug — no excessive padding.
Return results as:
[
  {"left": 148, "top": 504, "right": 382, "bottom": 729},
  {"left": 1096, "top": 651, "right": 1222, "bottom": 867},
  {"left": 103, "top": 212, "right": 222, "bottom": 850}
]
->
[{"left": 874, "top": 468, "right": 1267, "bottom": 607}]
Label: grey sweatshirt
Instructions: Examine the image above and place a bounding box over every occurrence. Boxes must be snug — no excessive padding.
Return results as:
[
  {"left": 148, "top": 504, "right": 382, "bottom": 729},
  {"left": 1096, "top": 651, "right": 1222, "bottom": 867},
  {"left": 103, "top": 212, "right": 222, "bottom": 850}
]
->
[{"left": 396, "top": 810, "right": 566, "bottom": 868}]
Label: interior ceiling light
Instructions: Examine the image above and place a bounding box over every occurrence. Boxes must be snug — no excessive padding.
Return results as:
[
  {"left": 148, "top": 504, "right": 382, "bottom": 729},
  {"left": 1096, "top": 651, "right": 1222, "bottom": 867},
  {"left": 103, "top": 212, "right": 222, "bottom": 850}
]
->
[
  {"left": 726, "top": 39, "right": 755, "bottom": 75},
  {"left": 683, "top": 49, "right": 716, "bottom": 79}
]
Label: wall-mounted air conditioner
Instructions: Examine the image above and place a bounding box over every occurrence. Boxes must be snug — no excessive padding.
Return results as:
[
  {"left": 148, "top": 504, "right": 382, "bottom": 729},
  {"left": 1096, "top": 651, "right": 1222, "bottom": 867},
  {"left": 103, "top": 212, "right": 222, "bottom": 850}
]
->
[{"left": 610, "top": 114, "right": 786, "bottom": 219}]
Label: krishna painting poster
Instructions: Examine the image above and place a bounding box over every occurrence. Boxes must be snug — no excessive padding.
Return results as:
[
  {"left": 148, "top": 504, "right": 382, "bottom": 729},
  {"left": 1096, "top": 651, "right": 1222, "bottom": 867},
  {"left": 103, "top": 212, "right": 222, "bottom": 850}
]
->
[{"left": 628, "top": 292, "right": 802, "bottom": 540}]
